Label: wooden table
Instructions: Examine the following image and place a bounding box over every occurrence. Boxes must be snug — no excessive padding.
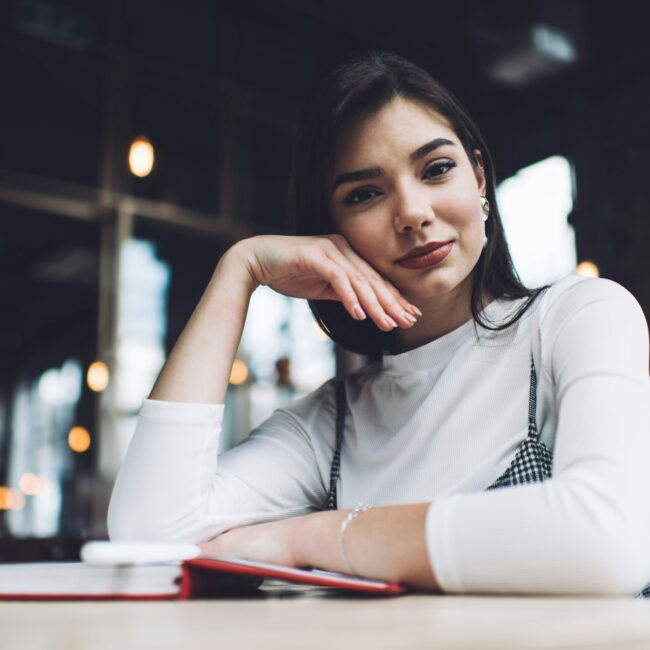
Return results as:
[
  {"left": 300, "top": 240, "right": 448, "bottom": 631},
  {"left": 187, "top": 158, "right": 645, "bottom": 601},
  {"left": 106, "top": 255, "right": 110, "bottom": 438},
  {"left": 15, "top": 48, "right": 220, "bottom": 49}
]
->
[{"left": 2, "top": 585, "right": 650, "bottom": 649}]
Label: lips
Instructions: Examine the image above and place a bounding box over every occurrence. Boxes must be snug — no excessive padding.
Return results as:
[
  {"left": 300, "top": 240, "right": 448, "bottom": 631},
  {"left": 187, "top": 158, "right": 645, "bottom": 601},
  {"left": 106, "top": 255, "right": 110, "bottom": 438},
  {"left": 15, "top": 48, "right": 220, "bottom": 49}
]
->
[
  {"left": 394, "top": 240, "right": 453, "bottom": 262},
  {"left": 395, "top": 242, "right": 453, "bottom": 269}
]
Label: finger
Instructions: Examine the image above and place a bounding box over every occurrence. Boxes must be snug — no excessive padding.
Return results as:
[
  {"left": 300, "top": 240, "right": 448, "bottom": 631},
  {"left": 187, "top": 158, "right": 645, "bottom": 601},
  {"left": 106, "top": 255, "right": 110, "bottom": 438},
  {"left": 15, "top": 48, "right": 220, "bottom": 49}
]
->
[
  {"left": 308, "top": 255, "right": 369, "bottom": 323},
  {"left": 361, "top": 276, "right": 418, "bottom": 331},
  {"left": 322, "top": 254, "right": 410, "bottom": 332},
  {"left": 365, "top": 271, "right": 420, "bottom": 318},
  {"left": 325, "top": 243, "right": 418, "bottom": 330},
  {"left": 317, "top": 243, "right": 395, "bottom": 330},
  {"left": 308, "top": 246, "right": 396, "bottom": 329},
  {"left": 375, "top": 277, "right": 423, "bottom": 317},
  {"left": 327, "top": 235, "right": 421, "bottom": 318}
]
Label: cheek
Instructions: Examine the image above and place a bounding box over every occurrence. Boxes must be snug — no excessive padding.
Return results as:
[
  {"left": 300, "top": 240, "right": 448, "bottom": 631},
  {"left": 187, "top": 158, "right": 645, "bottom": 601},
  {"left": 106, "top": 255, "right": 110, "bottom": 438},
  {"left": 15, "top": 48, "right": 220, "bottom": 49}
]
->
[
  {"left": 461, "top": 219, "right": 485, "bottom": 254},
  {"left": 345, "top": 223, "right": 381, "bottom": 255},
  {"left": 450, "top": 196, "right": 483, "bottom": 238},
  {"left": 337, "top": 220, "right": 388, "bottom": 267}
]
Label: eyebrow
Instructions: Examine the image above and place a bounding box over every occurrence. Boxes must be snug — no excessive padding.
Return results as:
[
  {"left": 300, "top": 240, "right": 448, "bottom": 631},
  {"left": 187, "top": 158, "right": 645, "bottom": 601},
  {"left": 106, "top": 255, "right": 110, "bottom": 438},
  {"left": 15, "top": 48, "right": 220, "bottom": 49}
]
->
[{"left": 332, "top": 137, "right": 456, "bottom": 192}]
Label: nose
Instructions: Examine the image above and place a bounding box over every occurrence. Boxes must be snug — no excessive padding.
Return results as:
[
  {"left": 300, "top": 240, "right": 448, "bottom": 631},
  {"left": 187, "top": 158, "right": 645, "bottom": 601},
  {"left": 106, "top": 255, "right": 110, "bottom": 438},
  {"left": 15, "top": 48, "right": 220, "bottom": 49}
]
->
[{"left": 392, "top": 184, "right": 435, "bottom": 233}]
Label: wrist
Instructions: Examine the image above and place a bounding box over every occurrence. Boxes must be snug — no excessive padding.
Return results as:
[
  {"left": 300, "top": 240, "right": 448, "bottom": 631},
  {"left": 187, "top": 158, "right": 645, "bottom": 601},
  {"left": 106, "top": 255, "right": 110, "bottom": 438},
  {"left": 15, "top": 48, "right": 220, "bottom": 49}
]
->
[
  {"left": 294, "top": 509, "right": 349, "bottom": 570},
  {"left": 220, "top": 238, "right": 261, "bottom": 294},
  {"left": 293, "top": 511, "right": 321, "bottom": 568},
  {"left": 339, "top": 503, "right": 373, "bottom": 575}
]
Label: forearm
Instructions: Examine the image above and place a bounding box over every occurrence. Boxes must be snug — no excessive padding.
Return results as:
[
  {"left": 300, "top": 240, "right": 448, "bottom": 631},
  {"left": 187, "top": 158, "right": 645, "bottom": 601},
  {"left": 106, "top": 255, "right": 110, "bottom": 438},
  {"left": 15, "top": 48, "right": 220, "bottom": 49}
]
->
[
  {"left": 149, "top": 240, "right": 258, "bottom": 404},
  {"left": 298, "top": 503, "right": 440, "bottom": 591}
]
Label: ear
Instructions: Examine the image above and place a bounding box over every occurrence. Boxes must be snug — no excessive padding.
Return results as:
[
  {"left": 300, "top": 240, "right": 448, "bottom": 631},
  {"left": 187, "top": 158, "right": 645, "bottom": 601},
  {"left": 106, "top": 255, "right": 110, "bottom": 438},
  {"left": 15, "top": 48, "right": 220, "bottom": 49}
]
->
[{"left": 473, "top": 149, "right": 487, "bottom": 196}]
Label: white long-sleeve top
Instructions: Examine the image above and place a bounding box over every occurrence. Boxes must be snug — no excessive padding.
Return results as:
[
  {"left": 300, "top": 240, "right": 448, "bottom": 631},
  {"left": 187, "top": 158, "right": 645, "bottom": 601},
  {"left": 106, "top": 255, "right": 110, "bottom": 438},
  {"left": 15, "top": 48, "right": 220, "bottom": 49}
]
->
[{"left": 107, "top": 275, "right": 650, "bottom": 596}]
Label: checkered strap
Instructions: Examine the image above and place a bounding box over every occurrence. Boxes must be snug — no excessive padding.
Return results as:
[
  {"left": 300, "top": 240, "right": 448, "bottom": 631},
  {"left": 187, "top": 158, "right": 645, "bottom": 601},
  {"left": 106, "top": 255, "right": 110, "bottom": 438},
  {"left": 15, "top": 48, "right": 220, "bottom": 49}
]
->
[
  {"left": 326, "top": 379, "right": 346, "bottom": 511},
  {"left": 486, "top": 353, "right": 553, "bottom": 490}
]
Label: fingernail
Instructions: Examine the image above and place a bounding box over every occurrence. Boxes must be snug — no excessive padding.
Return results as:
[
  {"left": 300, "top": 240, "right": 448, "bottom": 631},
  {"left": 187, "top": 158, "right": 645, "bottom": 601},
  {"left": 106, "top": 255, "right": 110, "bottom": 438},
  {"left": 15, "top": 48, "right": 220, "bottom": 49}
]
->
[
  {"left": 384, "top": 316, "right": 398, "bottom": 329},
  {"left": 353, "top": 304, "right": 367, "bottom": 320},
  {"left": 409, "top": 305, "right": 423, "bottom": 317},
  {"left": 404, "top": 312, "right": 417, "bottom": 324}
]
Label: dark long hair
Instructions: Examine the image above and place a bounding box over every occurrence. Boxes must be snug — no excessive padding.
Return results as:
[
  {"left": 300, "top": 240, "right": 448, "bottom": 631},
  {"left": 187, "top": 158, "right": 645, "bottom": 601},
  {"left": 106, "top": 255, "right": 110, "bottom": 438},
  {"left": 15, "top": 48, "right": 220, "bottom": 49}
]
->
[{"left": 288, "top": 52, "right": 550, "bottom": 357}]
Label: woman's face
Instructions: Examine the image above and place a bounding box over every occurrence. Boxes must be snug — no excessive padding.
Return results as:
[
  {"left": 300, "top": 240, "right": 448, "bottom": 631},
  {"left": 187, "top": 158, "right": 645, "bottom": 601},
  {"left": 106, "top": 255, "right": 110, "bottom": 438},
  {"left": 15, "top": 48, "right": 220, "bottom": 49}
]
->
[{"left": 329, "top": 97, "right": 487, "bottom": 304}]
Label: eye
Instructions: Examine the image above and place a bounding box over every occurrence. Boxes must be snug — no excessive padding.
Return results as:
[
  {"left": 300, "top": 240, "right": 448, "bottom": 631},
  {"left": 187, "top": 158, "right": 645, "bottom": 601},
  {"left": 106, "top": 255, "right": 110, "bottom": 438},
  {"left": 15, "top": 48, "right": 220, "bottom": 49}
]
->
[
  {"left": 423, "top": 159, "right": 456, "bottom": 179},
  {"left": 343, "top": 187, "right": 382, "bottom": 206}
]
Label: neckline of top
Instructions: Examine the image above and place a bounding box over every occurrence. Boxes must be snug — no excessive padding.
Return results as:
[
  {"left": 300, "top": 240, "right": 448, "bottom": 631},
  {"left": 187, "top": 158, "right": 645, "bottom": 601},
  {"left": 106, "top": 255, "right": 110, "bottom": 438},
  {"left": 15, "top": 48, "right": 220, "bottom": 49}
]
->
[{"left": 380, "top": 295, "right": 530, "bottom": 375}]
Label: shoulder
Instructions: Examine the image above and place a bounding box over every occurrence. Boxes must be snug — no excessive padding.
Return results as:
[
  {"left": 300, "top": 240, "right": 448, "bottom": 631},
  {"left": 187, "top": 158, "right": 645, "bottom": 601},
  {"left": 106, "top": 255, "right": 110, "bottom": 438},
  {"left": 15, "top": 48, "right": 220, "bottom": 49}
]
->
[
  {"left": 270, "top": 377, "right": 338, "bottom": 431},
  {"left": 540, "top": 274, "right": 647, "bottom": 335},
  {"left": 539, "top": 275, "right": 648, "bottom": 376},
  {"left": 545, "top": 274, "right": 641, "bottom": 308}
]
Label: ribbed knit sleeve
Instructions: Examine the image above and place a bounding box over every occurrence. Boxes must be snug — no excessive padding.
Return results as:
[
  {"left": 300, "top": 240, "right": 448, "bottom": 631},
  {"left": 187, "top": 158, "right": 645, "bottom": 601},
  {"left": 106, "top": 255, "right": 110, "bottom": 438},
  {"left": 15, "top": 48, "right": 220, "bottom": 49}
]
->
[
  {"left": 107, "top": 397, "right": 327, "bottom": 543},
  {"left": 425, "top": 278, "right": 650, "bottom": 596}
]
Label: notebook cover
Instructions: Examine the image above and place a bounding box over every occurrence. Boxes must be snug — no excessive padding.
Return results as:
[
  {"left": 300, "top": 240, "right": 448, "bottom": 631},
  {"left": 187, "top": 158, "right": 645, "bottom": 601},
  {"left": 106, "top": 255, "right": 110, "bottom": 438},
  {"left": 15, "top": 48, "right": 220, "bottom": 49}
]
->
[
  {"left": 0, "top": 592, "right": 178, "bottom": 601},
  {"left": 180, "top": 556, "right": 409, "bottom": 597}
]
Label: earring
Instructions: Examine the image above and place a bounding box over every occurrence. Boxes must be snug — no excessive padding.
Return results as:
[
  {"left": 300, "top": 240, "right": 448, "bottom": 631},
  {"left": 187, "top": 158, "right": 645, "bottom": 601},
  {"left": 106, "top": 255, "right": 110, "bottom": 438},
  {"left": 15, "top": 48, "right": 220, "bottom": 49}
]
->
[
  {"left": 482, "top": 235, "right": 488, "bottom": 249},
  {"left": 480, "top": 196, "right": 490, "bottom": 221}
]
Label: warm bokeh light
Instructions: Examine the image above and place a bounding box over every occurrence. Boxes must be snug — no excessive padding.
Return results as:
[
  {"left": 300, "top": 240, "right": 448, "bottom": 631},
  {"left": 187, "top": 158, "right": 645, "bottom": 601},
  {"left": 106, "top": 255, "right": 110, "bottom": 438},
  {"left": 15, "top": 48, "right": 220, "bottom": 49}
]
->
[
  {"left": 87, "top": 360, "right": 110, "bottom": 392},
  {"left": 128, "top": 136, "right": 155, "bottom": 177},
  {"left": 0, "top": 486, "right": 12, "bottom": 510},
  {"left": 229, "top": 359, "right": 249, "bottom": 385},
  {"left": 68, "top": 426, "right": 91, "bottom": 453},
  {"left": 576, "top": 260, "right": 600, "bottom": 278},
  {"left": 19, "top": 473, "right": 42, "bottom": 496},
  {"left": 0, "top": 487, "right": 24, "bottom": 510}
]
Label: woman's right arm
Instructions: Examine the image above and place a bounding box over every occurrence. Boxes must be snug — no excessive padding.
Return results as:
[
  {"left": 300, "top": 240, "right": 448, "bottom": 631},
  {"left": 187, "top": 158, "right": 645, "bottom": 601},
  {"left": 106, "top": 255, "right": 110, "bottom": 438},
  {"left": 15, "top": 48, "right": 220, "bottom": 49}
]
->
[
  {"left": 108, "top": 234, "right": 420, "bottom": 542},
  {"left": 148, "top": 234, "right": 419, "bottom": 405},
  {"left": 147, "top": 239, "right": 259, "bottom": 405}
]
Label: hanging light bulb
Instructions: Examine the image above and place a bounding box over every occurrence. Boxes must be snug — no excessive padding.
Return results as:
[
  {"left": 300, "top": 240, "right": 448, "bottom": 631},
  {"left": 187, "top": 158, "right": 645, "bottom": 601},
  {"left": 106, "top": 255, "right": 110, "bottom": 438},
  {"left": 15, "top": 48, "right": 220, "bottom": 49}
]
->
[
  {"left": 576, "top": 260, "right": 600, "bottom": 278},
  {"left": 87, "top": 360, "right": 109, "bottom": 392},
  {"left": 128, "top": 136, "right": 155, "bottom": 177},
  {"left": 0, "top": 486, "right": 13, "bottom": 510},
  {"left": 68, "top": 426, "right": 91, "bottom": 453},
  {"left": 229, "top": 359, "right": 249, "bottom": 385}
]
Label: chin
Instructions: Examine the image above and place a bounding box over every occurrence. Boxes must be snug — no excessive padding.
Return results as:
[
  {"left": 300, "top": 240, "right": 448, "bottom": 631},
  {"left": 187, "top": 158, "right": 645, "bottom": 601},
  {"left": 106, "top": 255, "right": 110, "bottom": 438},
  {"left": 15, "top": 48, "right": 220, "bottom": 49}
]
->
[
  {"left": 401, "top": 272, "right": 470, "bottom": 302},
  {"left": 397, "top": 281, "right": 451, "bottom": 301}
]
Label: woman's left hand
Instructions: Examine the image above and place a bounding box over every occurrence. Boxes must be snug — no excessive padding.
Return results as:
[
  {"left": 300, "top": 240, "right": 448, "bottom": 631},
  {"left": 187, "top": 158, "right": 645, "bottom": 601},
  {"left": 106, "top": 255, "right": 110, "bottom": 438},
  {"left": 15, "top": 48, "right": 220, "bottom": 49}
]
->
[{"left": 198, "top": 515, "right": 311, "bottom": 568}]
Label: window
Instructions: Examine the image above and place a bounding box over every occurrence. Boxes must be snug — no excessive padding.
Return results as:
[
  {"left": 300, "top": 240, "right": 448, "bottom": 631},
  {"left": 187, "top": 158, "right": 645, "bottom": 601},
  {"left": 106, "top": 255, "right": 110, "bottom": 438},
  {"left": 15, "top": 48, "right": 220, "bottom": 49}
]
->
[{"left": 496, "top": 155, "right": 577, "bottom": 286}]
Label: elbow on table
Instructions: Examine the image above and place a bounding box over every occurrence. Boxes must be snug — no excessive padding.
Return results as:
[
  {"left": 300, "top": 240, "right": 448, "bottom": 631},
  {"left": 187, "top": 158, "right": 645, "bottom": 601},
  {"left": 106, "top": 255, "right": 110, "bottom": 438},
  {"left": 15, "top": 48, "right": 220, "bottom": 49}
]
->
[
  {"left": 106, "top": 498, "right": 157, "bottom": 542},
  {"left": 107, "top": 507, "right": 202, "bottom": 543},
  {"left": 106, "top": 493, "right": 193, "bottom": 543}
]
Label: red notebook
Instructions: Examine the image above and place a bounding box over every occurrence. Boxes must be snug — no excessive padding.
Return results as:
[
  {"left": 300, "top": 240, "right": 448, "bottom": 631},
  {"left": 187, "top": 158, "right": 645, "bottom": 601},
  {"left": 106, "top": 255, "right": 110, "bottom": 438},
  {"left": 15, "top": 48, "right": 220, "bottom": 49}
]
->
[
  {"left": 180, "top": 556, "right": 408, "bottom": 597},
  {"left": 0, "top": 544, "right": 408, "bottom": 599}
]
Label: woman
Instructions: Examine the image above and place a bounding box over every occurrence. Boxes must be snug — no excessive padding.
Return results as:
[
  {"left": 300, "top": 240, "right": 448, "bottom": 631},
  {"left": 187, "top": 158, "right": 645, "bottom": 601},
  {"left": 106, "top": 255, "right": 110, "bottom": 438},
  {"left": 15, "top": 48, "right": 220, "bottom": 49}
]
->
[{"left": 108, "top": 52, "right": 650, "bottom": 596}]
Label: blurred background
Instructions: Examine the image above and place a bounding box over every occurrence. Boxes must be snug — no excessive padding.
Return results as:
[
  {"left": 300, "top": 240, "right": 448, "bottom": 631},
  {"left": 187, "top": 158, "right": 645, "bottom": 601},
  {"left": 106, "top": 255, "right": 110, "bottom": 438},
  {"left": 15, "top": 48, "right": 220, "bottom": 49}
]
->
[{"left": 0, "top": 0, "right": 648, "bottom": 559}]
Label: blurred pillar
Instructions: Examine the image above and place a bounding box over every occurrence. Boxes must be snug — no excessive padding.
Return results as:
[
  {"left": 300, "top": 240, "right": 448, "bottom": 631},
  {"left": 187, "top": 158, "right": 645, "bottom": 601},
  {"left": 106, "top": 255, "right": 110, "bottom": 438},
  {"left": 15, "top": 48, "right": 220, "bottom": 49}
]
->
[{"left": 91, "top": 2, "right": 132, "bottom": 538}]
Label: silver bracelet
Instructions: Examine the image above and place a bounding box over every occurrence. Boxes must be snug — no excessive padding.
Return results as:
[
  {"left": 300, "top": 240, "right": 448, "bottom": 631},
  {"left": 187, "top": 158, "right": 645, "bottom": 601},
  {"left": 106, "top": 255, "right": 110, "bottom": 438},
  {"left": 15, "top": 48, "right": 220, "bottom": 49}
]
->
[{"left": 339, "top": 502, "right": 372, "bottom": 575}]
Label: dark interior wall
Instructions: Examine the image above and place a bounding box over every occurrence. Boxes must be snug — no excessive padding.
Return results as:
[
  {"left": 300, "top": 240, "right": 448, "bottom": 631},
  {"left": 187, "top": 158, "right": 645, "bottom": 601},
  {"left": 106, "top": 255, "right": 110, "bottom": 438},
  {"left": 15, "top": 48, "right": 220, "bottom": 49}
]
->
[
  {"left": 0, "top": 206, "right": 100, "bottom": 374},
  {"left": 567, "top": 73, "right": 650, "bottom": 314}
]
